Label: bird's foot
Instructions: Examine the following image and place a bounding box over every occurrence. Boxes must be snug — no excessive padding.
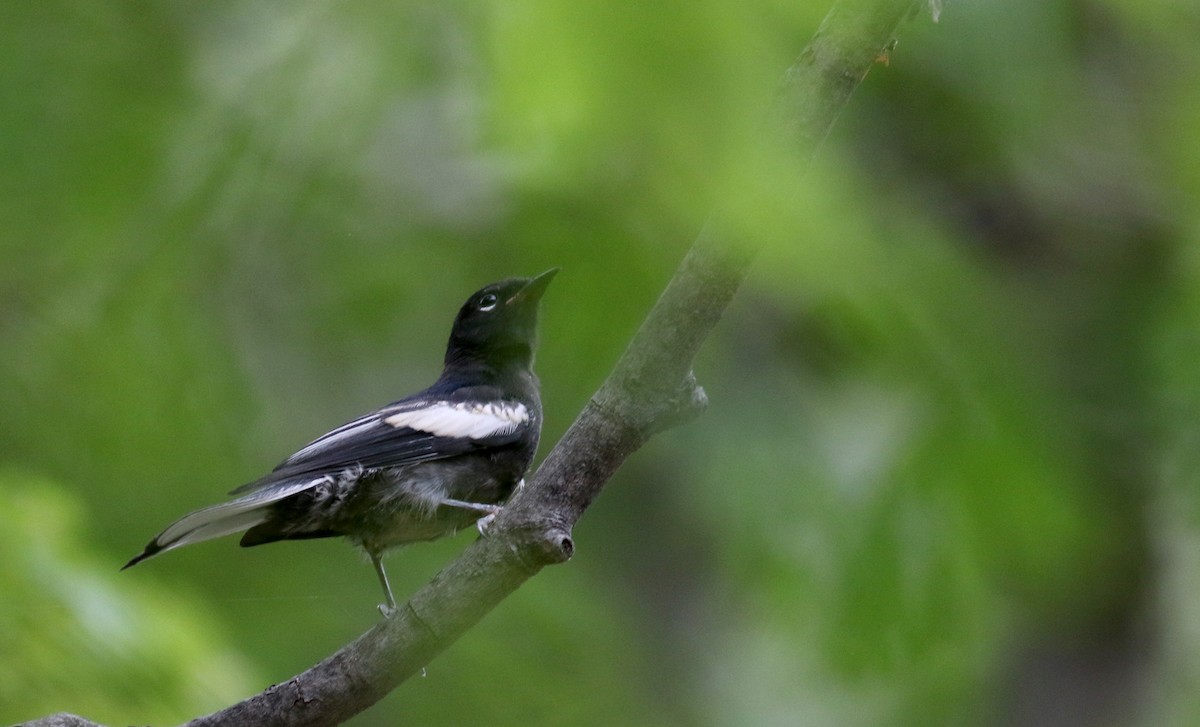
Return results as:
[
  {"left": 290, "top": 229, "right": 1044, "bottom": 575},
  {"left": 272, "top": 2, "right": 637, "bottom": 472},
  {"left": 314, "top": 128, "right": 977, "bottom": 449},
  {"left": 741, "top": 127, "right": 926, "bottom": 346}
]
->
[
  {"left": 439, "top": 498, "right": 503, "bottom": 536},
  {"left": 476, "top": 511, "right": 499, "bottom": 536},
  {"left": 475, "top": 480, "right": 525, "bottom": 536},
  {"left": 370, "top": 552, "right": 398, "bottom": 619}
]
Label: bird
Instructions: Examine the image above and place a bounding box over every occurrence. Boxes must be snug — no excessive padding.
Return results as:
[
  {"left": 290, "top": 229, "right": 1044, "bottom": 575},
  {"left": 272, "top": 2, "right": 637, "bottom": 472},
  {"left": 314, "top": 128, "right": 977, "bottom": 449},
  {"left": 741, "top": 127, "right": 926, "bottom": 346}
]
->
[{"left": 123, "top": 269, "right": 557, "bottom": 614}]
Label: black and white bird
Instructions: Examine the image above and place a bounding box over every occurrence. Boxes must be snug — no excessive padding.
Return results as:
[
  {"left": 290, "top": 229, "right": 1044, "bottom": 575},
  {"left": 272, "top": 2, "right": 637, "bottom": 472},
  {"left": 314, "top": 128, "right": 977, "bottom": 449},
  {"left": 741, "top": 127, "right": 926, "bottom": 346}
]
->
[{"left": 123, "top": 269, "right": 557, "bottom": 613}]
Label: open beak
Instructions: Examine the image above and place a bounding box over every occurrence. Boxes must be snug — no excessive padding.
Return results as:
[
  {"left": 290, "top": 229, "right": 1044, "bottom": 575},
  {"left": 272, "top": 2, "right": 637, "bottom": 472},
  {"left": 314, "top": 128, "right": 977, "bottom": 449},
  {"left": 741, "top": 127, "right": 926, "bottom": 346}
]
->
[{"left": 508, "top": 267, "right": 559, "bottom": 305}]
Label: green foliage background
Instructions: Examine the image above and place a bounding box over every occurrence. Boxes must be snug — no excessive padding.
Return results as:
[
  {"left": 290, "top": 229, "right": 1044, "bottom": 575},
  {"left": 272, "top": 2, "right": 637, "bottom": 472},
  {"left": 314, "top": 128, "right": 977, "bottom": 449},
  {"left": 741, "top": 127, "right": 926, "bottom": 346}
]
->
[{"left": 2, "top": 1, "right": 1199, "bottom": 725}]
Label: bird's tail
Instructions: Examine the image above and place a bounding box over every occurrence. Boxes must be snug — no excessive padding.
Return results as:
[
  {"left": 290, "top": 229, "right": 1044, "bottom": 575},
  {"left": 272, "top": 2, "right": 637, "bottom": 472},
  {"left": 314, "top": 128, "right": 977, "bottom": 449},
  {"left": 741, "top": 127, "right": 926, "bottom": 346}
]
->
[{"left": 122, "top": 479, "right": 319, "bottom": 569}]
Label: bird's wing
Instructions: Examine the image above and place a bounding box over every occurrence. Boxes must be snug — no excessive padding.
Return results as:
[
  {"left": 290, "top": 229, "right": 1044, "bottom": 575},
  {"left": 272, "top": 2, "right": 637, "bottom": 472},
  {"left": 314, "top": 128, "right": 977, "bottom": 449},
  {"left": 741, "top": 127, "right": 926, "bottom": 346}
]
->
[{"left": 229, "top": 393, "right": 532, "bottom": 495}]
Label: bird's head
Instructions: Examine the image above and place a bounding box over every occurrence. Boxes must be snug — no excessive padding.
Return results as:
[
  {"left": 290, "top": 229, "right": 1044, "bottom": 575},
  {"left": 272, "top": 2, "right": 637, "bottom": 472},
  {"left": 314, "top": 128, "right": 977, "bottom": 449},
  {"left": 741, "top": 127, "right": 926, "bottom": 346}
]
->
[{"left": 444, "top": 268, "right": 558, "bottom": 371}]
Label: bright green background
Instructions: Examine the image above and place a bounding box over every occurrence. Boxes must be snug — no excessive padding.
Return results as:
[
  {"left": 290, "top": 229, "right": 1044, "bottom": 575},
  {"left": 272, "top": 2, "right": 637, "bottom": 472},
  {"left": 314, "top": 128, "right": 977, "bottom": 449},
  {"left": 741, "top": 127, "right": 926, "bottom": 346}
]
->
[{"left": 3, "top": 1, "right": 1200, "bottom": 725}]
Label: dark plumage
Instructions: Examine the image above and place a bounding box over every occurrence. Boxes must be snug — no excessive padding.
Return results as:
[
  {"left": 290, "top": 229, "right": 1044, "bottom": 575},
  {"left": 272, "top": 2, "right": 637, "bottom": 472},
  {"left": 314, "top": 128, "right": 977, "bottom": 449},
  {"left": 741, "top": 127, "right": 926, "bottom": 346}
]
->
[{"left": 124, "top": 269, "right": 557, "bottom": 612}]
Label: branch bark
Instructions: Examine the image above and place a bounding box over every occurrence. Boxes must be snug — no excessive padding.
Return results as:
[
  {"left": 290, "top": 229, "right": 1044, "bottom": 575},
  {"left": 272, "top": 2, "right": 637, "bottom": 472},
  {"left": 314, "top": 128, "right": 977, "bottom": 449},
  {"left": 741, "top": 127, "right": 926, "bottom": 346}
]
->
[{"left": 26, "top": 1, "right": 925, "bottom": 725}]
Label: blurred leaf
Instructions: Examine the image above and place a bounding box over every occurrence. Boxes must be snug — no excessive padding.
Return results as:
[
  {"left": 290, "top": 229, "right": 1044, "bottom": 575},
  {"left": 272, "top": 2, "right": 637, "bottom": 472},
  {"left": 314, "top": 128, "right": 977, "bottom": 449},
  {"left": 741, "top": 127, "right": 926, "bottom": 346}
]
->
[{"left": 0, "top": 471, "right": 258, "bottom": 724}]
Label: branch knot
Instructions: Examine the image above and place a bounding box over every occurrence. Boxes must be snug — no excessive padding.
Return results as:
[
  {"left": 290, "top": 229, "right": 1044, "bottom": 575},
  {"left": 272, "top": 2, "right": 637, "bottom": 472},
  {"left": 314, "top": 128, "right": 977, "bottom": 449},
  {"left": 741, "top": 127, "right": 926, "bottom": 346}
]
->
[
  {"left": 510, "top": 524, "right": 574, "bottom": 568},
  {"left": 646, "top": 370, "right": 709, "bottom": 435}
]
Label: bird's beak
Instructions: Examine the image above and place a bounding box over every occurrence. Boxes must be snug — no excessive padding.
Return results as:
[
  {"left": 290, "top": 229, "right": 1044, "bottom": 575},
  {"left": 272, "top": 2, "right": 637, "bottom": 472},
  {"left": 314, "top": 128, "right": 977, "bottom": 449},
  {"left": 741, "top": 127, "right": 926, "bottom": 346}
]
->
[{"left": 508, "top": 268, "right": 559, "bottom": 305}]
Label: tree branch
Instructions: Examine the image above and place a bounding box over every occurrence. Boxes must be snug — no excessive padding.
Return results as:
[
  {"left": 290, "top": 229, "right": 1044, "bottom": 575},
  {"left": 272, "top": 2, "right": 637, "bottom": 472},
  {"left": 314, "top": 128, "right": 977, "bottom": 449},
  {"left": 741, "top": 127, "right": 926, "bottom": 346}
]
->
[{"left": 26, "top": 1, "right": 924, "bottom": 725}]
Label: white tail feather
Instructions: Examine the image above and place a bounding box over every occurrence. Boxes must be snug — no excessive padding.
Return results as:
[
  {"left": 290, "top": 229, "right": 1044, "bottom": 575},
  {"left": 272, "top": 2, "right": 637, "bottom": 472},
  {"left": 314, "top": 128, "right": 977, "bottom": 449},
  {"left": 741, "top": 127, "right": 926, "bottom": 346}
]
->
[
  {"left": 157, "top": 509, "right": 270, "bottom": 553},
  {"left": 151, "top": 479, "right": 321, "bottom": 553}
]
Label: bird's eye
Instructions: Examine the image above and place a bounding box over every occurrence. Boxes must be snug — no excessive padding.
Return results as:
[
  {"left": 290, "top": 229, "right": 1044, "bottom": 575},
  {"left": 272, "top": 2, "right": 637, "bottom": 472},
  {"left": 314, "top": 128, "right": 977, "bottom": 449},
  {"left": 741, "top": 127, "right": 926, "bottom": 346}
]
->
[{"left": 478, "top": 293, "right": 499, "bottom": 311}]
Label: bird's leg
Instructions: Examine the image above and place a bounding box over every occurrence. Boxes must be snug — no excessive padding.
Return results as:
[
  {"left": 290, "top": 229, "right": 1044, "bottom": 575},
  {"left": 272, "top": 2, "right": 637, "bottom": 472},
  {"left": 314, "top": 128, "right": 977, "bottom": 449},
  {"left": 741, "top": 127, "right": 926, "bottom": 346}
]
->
[
  {"left": 439, "top": 498, "right": 502, "bottom": 515},
  {"left": 371, "top": 551, "right": 398, "bottom": 618},
  {"left": 439, "top": 498, "right": 503, "bottom": 536}
]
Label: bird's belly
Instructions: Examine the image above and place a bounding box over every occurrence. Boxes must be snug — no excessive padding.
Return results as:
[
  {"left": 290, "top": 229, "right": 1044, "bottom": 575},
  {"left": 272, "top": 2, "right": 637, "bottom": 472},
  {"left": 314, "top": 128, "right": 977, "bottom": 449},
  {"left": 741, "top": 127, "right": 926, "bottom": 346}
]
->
[
  {"left": 343, "top": 457, "right": 516, "bottom": 551},
  {"left": 363, "top": 508, "right": 465, "bottom": 547}
]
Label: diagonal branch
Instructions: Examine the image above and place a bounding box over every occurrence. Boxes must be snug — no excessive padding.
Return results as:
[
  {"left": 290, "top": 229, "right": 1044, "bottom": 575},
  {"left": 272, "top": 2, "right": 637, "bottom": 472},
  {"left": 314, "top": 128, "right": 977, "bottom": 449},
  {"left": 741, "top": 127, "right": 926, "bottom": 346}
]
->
[{"left": 27, "top": 1, "right": 925, "bottom": 725}]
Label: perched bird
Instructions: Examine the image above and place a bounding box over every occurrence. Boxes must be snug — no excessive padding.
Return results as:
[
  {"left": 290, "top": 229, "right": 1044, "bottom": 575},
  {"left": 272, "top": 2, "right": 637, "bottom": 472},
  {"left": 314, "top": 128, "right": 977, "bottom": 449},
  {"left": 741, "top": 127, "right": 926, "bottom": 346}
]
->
[{"left": 124, "top": 269, "right": 557, "bottom": 613}]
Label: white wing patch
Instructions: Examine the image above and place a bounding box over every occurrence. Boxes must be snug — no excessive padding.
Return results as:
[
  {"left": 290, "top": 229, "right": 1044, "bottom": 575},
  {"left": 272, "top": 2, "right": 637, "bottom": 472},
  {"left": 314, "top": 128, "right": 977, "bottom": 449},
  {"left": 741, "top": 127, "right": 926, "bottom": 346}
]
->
[{"left": 384, "top": 401, "right": 529, "bottom": 440}]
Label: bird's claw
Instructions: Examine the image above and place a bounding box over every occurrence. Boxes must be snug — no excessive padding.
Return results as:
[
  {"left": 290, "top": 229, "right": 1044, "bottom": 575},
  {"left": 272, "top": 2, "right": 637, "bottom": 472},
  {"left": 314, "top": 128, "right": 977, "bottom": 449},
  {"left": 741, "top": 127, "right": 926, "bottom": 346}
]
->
[
  {"left": 476, "top": 511, "right": 498, "bottom": 537},
  {"left": 378, "top": 602, "right": 398, "bottom": 619}
]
